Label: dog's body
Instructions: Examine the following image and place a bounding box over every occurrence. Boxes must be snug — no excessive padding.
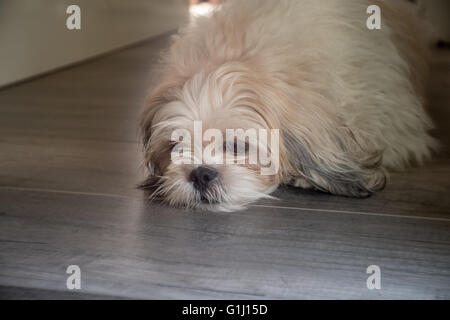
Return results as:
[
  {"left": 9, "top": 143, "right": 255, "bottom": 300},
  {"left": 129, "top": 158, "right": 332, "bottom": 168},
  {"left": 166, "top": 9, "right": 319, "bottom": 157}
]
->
[{"left": 141, "top": 0, "right": 437, "bottom": 211}]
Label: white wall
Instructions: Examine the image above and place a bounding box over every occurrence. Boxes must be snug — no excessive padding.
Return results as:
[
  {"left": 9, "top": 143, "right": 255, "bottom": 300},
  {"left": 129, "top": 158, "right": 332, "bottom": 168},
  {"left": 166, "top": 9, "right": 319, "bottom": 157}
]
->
[
  {"left": 0, "top": 0, "right": 447, "bottom": 88},
  {"left": 0, "top": 0, "right": 189, "bottom": 87}
]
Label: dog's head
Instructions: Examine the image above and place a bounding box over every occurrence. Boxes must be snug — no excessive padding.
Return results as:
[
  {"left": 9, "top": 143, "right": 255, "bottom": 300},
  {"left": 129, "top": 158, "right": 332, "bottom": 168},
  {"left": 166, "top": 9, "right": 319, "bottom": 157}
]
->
[
  {"left": 141, "top": 53, "right": 387, "bottom": 211},
  {"left": 140, "top": 62, "right": 283, "bottom": 211}
]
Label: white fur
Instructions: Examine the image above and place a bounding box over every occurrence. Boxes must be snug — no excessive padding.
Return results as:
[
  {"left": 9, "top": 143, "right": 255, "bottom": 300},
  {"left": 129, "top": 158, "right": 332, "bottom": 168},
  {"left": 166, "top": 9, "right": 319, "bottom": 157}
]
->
[{"left": 141, "top": 0, "right": 437, "bottom": 211}]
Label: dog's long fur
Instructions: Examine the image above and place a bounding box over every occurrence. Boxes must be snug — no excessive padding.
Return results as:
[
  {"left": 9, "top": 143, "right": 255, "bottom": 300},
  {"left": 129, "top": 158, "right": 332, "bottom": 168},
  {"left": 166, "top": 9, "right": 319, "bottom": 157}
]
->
[{"left": 140, "top": 0, "right": 437, "bottom": 211}]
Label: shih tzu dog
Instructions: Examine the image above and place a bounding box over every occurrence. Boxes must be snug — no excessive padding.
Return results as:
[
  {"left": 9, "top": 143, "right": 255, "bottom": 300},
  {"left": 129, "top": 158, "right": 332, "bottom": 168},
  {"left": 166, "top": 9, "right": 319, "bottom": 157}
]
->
[{"left": 140, "top": 0, "right": 437, "bottom": 211}]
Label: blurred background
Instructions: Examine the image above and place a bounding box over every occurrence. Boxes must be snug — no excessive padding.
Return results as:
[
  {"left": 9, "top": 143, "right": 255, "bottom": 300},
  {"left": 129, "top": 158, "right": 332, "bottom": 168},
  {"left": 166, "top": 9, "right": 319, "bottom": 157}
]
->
[
  {"left": 0, "top": 0, "right": 448, "bottom": 88},
  {"left": 0, "top": 0, "right": 189, "bottom": 87}
]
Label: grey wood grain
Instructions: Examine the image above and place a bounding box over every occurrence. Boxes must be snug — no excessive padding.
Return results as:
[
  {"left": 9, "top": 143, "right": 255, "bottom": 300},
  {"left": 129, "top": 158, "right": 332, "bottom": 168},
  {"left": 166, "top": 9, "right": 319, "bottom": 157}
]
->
[
  {"left": 1, "top": 189, "right": 449, "bottom": 299},
  {"left": 0, "top": 33, "right": 449, "bottom": 299}
]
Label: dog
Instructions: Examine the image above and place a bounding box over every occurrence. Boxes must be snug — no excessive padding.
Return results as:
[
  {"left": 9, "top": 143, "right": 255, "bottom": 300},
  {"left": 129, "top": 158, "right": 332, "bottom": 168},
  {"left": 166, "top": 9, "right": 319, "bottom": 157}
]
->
[{"left": 140, "top": 0, "right": 437, "bottom": 211}]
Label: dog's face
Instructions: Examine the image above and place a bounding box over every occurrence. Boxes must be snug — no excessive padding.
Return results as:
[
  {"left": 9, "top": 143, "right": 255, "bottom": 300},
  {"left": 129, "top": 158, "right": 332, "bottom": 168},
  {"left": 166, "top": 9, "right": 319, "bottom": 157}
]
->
[
  {"left": 141, "top": 60, "right": 387, "bottom": 211},
  {"left": 141, "top": 66, "right": 282, "bottom": 211}
]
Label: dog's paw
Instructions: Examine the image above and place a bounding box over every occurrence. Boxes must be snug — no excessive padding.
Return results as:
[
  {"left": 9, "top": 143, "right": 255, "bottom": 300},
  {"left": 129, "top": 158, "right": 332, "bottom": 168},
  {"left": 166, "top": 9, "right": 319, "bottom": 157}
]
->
[
  {"left": 340, "top": 167, "right": 387, "bottom": 198},
  {"left": 286, "top": 176, "right": 313, "bottom": 189},
  {"left": 310, "top": 164, "right": 387, "bottom": 198}
]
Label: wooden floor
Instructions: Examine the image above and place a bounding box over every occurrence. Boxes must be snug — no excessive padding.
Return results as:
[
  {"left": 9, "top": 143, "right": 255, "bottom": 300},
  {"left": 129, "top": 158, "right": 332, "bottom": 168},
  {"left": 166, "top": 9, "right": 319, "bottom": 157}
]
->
[{"left": 0, "top": 33, "right": 449, "bottom": 300}]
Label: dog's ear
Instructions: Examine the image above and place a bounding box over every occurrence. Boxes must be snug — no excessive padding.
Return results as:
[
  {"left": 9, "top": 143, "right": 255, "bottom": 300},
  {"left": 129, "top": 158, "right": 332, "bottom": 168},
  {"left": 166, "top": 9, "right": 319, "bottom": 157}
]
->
[
  {"left": 140, "top": 78, "right": 181, "bottom": 176},
  {"left": 141, "top": 80, "right": 177, "bottom": 148},
  {"left": 282, "top": 125, "right": 386, "bottom": 197}
]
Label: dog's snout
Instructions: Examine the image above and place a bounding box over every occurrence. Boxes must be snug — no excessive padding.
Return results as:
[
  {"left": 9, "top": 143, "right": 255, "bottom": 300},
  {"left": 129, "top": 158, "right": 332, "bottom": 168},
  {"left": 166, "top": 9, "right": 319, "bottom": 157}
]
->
[{"left": 189, "top": 166, "right": 218, "bottom": 191}]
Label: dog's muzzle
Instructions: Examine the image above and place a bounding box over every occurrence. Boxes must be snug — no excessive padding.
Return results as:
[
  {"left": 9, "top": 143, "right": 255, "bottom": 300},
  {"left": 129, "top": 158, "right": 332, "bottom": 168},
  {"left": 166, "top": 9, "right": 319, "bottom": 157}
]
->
[{"left": 189, "top": 166, "right": 219, "bottom": 201}]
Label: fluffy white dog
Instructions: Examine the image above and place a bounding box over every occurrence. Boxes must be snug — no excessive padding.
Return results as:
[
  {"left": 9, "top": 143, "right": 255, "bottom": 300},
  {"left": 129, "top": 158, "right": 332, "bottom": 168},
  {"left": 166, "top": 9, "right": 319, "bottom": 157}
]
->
[{"left": 140, "top": 0, "right": 437, "bottom": 211}]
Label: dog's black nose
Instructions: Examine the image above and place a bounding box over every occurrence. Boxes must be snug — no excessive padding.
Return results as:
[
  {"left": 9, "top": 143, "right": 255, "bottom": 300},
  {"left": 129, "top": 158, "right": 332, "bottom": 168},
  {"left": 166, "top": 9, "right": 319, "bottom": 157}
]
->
[{"left": 189, "top": 166, "right": 218, "bottom": 191}]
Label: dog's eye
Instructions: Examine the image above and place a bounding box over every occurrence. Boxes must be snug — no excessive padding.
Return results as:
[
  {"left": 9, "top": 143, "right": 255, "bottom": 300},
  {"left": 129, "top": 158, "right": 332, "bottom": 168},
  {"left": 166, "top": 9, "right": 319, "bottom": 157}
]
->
[
  {"left": 169, "top": 142, "right": 178, "bottom": 152},
  {"left": 238, "top": 141, "right": 250, "bottom": 154},
  {"left": 223, "top": 141, "right": 249, "bottom": 155},
  {"left": 222, "top": 142, "right": 229, "bottom": 153}
]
